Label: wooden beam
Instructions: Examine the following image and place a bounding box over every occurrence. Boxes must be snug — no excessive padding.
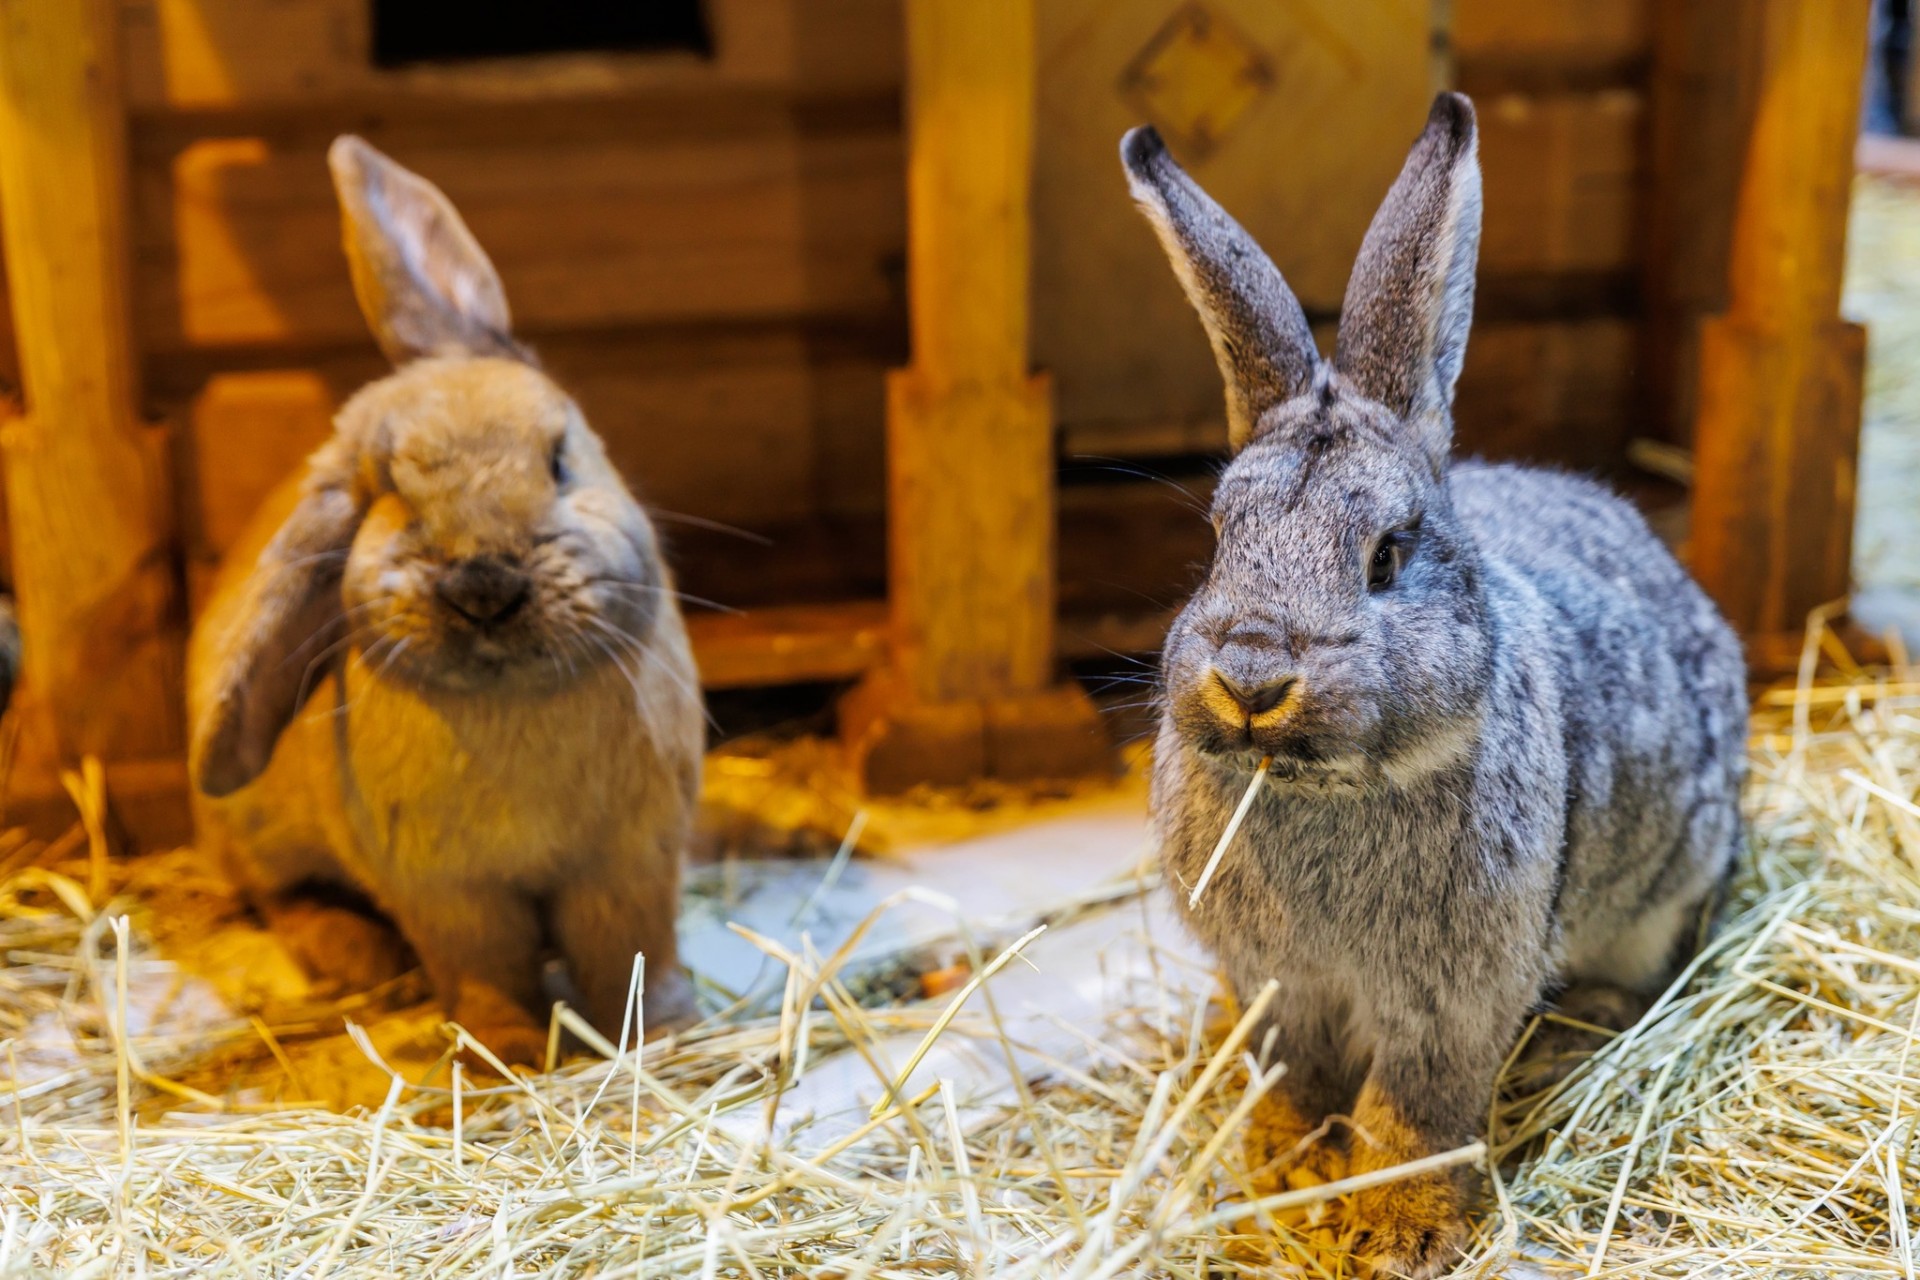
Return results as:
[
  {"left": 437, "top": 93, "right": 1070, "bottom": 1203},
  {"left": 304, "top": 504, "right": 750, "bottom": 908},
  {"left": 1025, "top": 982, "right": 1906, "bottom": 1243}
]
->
[
  {"left": 688, "top": 601, "right": 888, "bottom": 690},
  {"left": 1688, "top": 0, "right": 1869, "bottom": 637},
  {"left": 888, "top": 0, "right": 1048, "bottom": 705},
  {"left": 840, "top": 0, "right": 1105, "bottom": 790},
  {"left": 0, "top": 0, "right": 183, "bottom": 766}
]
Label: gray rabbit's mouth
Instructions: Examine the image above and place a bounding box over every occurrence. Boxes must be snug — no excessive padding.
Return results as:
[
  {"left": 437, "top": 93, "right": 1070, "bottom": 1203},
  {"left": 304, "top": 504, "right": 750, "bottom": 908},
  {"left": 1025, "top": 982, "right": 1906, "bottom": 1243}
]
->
[{"left": 1206, "top": 737, "right": 1363, "bottom": 778}]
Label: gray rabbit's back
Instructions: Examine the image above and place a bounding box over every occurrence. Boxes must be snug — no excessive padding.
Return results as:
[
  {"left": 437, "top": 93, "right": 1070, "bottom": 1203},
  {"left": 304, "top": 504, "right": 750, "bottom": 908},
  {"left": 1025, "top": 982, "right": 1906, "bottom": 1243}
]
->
[{"left": 1450, "top": 461, "right": 1743, "bottom": 988}]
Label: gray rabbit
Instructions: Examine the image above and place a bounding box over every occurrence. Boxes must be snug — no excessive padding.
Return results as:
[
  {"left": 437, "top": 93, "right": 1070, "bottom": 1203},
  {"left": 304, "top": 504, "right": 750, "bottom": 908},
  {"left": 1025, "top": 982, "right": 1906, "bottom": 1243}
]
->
[{"left": 1125, "top": 93, "right": 1746, "bottom": 1275}]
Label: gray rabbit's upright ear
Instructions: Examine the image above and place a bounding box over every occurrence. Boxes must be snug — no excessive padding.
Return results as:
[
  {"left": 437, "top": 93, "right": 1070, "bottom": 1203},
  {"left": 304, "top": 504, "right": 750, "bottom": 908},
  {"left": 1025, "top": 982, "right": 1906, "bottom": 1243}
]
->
[
  {"left": 328, "top": 135, "right": 523, "bottom": 366},
  {"left": 1121, "top": 126, "right": 1320, "bottom": 450},
  {"left": 191, "top": 452, "right": 362, "bottom": 798},
  {"left": 1334, "top": 93, "right": 1482, "bottom": 464}
]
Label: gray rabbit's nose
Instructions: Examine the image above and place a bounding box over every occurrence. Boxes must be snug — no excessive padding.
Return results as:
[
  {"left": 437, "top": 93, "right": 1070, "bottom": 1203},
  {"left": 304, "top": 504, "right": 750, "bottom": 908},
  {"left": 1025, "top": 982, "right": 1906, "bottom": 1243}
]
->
[
  {"left": 436, "top": 554, "right": 531, "bottom": 627},
  {"left": 1212, "top": 669, "right": 1295, "bottom": 717}
]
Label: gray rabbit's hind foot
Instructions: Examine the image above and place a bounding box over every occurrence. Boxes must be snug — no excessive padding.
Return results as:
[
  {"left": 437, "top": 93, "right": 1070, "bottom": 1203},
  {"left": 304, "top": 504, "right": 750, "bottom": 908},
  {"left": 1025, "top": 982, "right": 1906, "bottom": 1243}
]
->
[{"left": 1513, "top": 985, "right": 1654, "bottom": 1092}]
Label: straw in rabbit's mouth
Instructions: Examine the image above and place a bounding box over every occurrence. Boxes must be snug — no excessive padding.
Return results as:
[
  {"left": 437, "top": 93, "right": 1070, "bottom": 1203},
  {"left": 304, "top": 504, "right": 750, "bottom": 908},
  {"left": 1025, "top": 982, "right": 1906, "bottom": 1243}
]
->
[
  {"left": 1202, "top": 750, "right": 1363, "bottom": 799},
  {"left": 1207, "top": 735, "right": 1341, "bottom": 774}
]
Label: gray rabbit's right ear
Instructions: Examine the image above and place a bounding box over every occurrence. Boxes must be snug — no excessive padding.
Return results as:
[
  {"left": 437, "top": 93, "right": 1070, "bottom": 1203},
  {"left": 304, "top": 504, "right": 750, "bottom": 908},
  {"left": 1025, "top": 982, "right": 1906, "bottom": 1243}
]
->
[
  {"left": 1121, "top": 126, "right": 1320, "bottom": 450},
  {"left": 328, "top": 135, "right": 523, "bottom": 367},
  {"left": 190, "top": 455, "right": 361, "bottom": 798}
]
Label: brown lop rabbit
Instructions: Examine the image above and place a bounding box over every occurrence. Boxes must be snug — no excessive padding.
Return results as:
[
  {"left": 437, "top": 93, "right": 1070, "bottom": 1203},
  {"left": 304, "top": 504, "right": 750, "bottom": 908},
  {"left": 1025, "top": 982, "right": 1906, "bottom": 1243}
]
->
[{"left": 188, "top": 136, "right": 703, "bottom": 1066}]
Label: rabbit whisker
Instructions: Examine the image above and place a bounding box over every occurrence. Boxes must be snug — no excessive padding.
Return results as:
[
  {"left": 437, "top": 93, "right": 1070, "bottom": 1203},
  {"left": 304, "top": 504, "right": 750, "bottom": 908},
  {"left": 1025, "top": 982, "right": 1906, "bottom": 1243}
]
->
[
  {"left": 645, "top": 508, "right": 775, "bottom": 546},
  {"left": 1063, "top": 456, "right": 1214, "bottom": 520},
  {"left": 581, "top": 613, "right": 718, "bottom": 733},
  {"left": 587, "top": 579, "right": 741, "bottom": 616}
]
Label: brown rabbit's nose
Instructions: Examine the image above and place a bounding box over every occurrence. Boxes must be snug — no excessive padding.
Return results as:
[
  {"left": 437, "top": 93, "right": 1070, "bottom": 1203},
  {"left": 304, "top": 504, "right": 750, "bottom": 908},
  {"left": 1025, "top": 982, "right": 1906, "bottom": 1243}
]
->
[{"left": 436, "top": 555, "right": 531, "bottom": 627}]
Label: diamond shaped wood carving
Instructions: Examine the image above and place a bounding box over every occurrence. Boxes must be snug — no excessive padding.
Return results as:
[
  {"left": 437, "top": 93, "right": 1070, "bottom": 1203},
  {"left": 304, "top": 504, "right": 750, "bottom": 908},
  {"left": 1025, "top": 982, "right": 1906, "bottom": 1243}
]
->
[{"left": 1119, "top": 2, "right": 1275, "bottom": 159}]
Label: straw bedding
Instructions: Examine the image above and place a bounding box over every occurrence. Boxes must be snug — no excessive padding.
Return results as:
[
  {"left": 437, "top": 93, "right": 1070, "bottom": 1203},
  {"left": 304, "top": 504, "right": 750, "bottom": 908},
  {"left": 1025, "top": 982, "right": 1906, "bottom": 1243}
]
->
[{"left": 2, "top": 650, "right": 1917, "bottom": 1277}]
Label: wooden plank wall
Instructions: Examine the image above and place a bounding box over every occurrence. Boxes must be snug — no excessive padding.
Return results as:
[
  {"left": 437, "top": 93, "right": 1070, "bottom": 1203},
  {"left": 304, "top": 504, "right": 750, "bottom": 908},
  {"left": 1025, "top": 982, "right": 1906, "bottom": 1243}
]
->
[
  {"left": 1042, "top": 0, "right": 1654, "bottom": 478},
  {"left": 0, "top": 0, "right": 1678, "bottom": 683},
  {"left": 116, "top": 0, "right": 907, "bottom": 615},
  {"left": 1450, "top": 0, "right": 1650, "bottom": 472}
]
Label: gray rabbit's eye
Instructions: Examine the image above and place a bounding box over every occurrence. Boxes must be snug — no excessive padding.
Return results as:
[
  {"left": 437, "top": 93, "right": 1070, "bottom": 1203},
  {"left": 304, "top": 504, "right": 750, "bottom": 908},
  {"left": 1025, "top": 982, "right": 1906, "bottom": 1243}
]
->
[
  {"left": 1368, "top": 532, "right": 1415, "bottom": 592},
  {"left": 1368, "top": 541, "right": 1397, "bottom": 591},
  {"left": 1368, "top": 521, "right": 1422, "bottom": 592},
  {"left": 549, "top": 440, "right": 570, "bottom": 488}
]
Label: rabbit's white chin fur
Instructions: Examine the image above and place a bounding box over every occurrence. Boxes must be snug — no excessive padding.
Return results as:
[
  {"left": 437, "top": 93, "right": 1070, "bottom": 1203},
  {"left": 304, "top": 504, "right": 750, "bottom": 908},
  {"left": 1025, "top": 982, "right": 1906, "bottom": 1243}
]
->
[{"left": 358, "top": 610, "right": 654, "bottom": 695}]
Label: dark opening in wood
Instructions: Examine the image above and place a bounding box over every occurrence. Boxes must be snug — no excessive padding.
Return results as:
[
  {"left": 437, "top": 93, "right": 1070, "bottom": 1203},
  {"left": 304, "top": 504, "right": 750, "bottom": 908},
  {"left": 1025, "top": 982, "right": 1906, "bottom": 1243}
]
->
[{"left": 370, "top": 0, "right": 712, "bottom": 68}]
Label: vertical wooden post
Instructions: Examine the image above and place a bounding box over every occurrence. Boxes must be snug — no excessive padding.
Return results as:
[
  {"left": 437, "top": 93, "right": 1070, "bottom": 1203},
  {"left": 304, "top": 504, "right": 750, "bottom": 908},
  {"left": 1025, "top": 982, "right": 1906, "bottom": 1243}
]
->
[
  {"left": 1689, "top": 0, "right": 1870, "bottom": 638},
  {"left": 0, "top": 0, "right": 183, "bottom": 765},
  {"left": 840, "top": 0, "right": 1105, "bottom": 791}
]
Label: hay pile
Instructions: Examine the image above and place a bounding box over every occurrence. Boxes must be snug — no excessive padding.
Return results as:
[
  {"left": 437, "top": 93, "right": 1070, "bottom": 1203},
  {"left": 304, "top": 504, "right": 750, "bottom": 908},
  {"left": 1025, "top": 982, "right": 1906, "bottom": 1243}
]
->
[{"left": 3, "top": 655, "right": 1918, "bottom": 1276}]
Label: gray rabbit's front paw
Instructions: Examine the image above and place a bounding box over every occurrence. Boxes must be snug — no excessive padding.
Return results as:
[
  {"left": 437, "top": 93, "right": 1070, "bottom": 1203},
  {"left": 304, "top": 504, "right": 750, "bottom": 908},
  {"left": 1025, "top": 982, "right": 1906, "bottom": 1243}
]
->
[
  {"left": 1243, "top": 1089, "right": 1346, "bottom": 1192},
  {"left": 1345, "top": 1084, "right": 1470, "bottom": 1278}
]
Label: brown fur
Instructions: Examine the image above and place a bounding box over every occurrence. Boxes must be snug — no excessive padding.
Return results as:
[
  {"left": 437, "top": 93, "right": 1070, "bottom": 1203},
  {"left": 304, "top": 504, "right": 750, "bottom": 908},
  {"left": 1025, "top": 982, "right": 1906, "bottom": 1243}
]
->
[{"left": 188, "top": 138, "right": 703, "bottom": 1066}]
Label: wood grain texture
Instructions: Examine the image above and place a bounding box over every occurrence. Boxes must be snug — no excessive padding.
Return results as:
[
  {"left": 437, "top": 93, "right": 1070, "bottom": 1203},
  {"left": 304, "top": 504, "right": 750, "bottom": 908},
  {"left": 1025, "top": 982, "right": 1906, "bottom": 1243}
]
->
[
  {"left": 132, "top": 113, "right": 906, "bottom": 355},
  {"left": 0, "top": 0, "right": 184, "bottom": 763},
  {"left": 1032, "top": 0, "right": 1432, "bottom": 437},
  {"left": 1453, "top": 0, "right": 1650, "bottom": 92},
  {"left": 1477, "top": 89, "right": 1643, "bottom": 281},
  {"left": 1688, "top": 0, "right": 1869, "bottom": 635},
  {"left": 842, "top": 0, "right": 1109, "bottom": 786},
  {"left": 884, "top": 0, "right": 1052, "bottom": 705},
  {"left": 119, "top": 0, "right": 903, "bottom": 110},
  {"left": 687, "top": 600, "right": 888, "bottom": 689}
]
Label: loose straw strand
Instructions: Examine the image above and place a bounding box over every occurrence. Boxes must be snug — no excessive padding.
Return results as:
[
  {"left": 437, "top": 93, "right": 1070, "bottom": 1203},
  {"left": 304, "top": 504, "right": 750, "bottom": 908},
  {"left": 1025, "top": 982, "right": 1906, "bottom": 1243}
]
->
[{"left": 1187, "top": 755, "right": 1272, "bottom": 909}]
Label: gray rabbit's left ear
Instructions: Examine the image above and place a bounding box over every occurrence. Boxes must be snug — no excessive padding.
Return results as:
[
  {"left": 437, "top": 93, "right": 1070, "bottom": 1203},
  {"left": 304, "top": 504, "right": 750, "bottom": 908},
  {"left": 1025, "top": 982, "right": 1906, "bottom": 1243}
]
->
[
  {"left": 1121, "top": 125, "right": 1321, "bottom": 451},
  {"left": 1334, "top": 93, "right": 1482, "bottom": 465}
]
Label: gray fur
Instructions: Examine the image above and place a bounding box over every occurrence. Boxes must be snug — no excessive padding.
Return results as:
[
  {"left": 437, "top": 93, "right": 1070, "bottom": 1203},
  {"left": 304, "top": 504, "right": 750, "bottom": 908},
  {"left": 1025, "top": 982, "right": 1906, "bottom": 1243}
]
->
[
  {"left": 1127, "top": 92, "right": 1746, "bottom": 1275},
  {"left": 1335, "top": 93, "right": 1481, "bottom": 467}
]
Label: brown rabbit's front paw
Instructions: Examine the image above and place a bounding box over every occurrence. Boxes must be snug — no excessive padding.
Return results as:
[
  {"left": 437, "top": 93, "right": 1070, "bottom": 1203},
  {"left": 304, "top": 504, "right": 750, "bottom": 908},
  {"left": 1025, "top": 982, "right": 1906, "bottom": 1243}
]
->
[
  {"left": 266, "top": 896, "right": 415, "bottom": 993},
  {"left": 1346, "top": 1173, "right": 1467, "bottom": 1279},
  {"left": 460, "top": 1021, "right": 548, "bottom": 1075},
  {"left": 449, "top": 983, "right": 550, "bottom": 1074}
]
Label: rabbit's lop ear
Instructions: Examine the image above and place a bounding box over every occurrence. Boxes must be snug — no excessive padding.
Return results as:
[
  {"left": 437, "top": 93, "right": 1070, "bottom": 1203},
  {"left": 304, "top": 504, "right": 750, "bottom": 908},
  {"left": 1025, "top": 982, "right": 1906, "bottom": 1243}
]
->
[
  {"left": 1334, "top": 93, "right": 1482, "bottom": 464},
  {"left": 191, "top": 463, "right": 360, "bottom": 798},
  {"left": 328, "top": 135, "right": 521, "bottom": 366},
  {"left": 1121, "top": 126, "right": 1320, "bottom": 450}
]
